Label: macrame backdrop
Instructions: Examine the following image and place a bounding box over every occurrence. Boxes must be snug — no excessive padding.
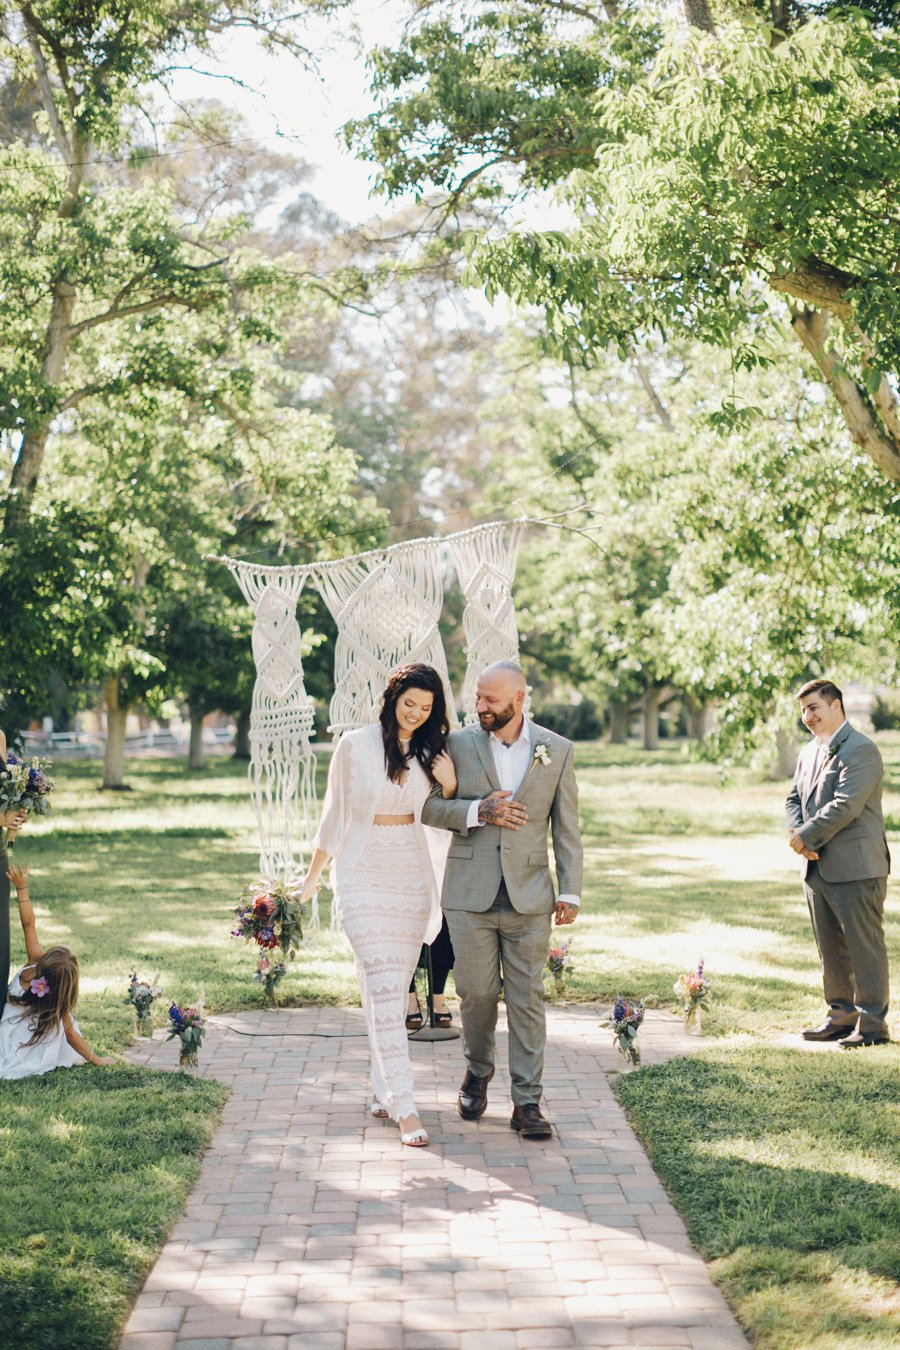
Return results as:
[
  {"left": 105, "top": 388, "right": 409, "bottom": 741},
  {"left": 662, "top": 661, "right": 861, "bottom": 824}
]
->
[
  {"left": 214, "top": 520, "right": 528, "bottom": 921},
  {"left": 312, "top": 538, "right": 458, "bottom": 736},
  {"left": 224, "top": 562, "right": 322, "bottom": 928},
  {"left": 448, "top": 520, "right": 527, "bottom": 721}
]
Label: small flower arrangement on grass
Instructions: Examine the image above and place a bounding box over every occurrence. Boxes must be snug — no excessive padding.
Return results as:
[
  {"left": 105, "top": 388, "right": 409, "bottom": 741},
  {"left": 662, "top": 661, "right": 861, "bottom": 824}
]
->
[
  {"left": 0, "top": 753, "right": 55, "bottom": 848},
  {"left": 253, "top": 954, "right": 287, "bottom": 1004},
  {"left": 124, "top": 972, "right": 162, "bottom": 1037},
  {"left": 545, "top": 940, "right": 573, "bottom": 1000},
  {"left": 674, "top": 958, "right": 711, "bottom": 1035},
  {"left": 604, "top": 996, "right": 645, "bottom": 1067},
  {"left": 232, "top": 877, "right": 305, "bottom": 998},
  {"left": 167, "top": 1002, "right": 205, "bottom": 1069}
]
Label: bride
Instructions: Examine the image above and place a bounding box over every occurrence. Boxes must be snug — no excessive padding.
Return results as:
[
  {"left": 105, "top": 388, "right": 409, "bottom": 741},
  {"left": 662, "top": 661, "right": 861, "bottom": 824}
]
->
[{"left": 300, "top": 663, "right": 456, "bottom": 1146}]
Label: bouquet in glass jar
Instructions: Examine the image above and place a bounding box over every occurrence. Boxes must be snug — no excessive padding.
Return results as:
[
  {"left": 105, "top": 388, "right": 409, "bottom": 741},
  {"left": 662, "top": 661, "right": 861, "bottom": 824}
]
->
[
  {"left": 167, "top": 1002, "right": 205, "bottom": 1069},
  {"left": 124, "top": 972, "right": 162, "bottom": 1037},
  {"left": 674, "top": 959, "right": 711, "bottom": 1035}
]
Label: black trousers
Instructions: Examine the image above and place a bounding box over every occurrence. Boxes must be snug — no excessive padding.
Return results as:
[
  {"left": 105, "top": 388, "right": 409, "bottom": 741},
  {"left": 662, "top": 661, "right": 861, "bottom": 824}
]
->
[{"left": 409, "top": 914, "right": 455, "bottom": 995}]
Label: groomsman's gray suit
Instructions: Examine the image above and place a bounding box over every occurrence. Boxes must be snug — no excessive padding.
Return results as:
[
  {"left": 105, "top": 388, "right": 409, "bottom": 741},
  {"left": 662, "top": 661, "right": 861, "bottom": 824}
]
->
[
  {"left": 422, "top": 722, "right": 583, "bottom": 1107},
  {"left": 786, "top": 724, "right": 891, "bottom": 1037}
]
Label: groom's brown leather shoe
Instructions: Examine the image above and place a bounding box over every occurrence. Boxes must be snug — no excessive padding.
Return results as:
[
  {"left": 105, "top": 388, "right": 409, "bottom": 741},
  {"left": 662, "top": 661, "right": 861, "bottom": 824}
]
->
[
  {"left": 458, "top": 1068, "right": 494, "bottom": 1120},
  {"left": 510, "top": 1103, "right": 553, "bottom": 1139},
  {"left": 801, "top": 1022, "right": 853, "bottom": 1042},
  {"left": 839, "top": 1031, "right": 890, "bottom": 1049}
]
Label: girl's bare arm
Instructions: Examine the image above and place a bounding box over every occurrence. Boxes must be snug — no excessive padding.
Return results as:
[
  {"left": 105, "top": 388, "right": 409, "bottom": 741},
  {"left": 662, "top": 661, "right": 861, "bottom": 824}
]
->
[
  {"left": 62, "top": 1014, "right": 116, "bottom": 1066},
  {"left": 8, "top": 865, "right": 43, "bottom": 964}
]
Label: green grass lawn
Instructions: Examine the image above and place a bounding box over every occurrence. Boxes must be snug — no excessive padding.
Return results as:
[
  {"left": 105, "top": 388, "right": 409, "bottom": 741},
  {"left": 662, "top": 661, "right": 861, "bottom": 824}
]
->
[{"left": 2, "top": 735, "right": 898, "bottom": 1348}]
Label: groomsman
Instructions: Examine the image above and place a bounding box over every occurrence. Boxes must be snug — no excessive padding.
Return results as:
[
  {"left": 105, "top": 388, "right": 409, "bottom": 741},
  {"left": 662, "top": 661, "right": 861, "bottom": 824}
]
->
[{"left": 786, "top": 678, "right": 891, "bottom": 1048}]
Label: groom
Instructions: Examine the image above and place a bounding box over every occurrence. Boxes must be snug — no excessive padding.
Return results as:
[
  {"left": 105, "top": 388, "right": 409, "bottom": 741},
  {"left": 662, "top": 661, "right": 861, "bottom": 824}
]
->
[{"left": 422, "top": 662, "right": 583, "bottom": 1138}]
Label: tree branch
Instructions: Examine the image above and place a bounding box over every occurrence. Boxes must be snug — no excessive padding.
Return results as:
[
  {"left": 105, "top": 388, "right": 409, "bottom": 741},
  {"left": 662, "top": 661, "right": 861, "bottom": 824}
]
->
[
  {"left": 68, "top": 292, "right": 206, "bottom": 337},
  {"left": 790, "top": 306, "right": 900, "bottom": 483},
  {"left": 769, "top": 260, "right": 857, "bottom": 319},
  {"left": 633, "top": 358, "right": 675, "bottom": 432},
  {"left": 22, "top": 25, "right": 71, "bottom": 162}
]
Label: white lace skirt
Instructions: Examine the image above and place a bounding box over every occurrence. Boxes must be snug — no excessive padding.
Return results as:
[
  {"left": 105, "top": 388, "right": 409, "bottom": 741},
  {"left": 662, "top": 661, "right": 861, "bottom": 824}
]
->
[{"left": 339, "top": 823, "right": 433, "bottom": 1121}]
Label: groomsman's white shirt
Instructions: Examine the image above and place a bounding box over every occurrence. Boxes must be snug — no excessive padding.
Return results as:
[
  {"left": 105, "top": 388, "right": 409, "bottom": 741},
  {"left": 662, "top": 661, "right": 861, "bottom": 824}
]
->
[{"left": 465, "top": 719, "right": 579, "bottom": 906}]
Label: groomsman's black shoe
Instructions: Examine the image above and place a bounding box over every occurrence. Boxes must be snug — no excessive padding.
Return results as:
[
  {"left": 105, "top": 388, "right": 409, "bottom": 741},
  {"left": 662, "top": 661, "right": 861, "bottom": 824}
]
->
[
  {"left": 838, "top": 1032, "right": 891, "bottom": 1050},
  {"left": 458, "top": 1068, "right": 494, "bottom": 1120},
  {"left": 510, "top": 1103, "right": 553, "bottom": 1139},
  {"left": 801, "top": 1022, "right": 854, "bottom": 1042}
]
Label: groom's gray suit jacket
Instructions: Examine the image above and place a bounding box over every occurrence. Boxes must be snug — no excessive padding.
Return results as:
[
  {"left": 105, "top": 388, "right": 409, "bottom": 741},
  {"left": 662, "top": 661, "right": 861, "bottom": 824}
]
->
[
  {"left": 786, "top": 723, "right": 890, "bottom": 884},
  {"left": 421, "top": 723, "right": 583, "bottom": 912}
]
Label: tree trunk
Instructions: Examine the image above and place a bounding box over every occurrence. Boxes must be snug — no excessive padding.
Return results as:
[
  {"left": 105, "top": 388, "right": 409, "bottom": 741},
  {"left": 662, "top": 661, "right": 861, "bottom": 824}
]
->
[
  {"left": 233, "top": 709, "right": 251, "bottom": 760},
  {"left": 682, "top": 0, "right": 716, "bottom": 33},
  {"left": 686, "top": 696, "right": 709, "bottom": 743},
  {"left": 767, "top": 727, "right": 799, "bottom": 780},
  {"left": 643, "top": 686, "right": 662, "bottom": 751},
  {"left": 607, "top": 699, "right": 630, "bottom": 745},
  {"left": 102, "top": 676, "right": 129, "bottom": 789},
  {"left": 188, "top": 710, "right": 206, "bottom": 772},
  {"left": 790, "top": 307, "right": 900, "bottom": 482}
]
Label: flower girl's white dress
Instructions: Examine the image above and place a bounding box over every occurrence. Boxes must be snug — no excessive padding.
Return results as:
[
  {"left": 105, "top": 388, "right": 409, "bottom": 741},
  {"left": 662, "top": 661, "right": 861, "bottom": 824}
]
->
[{"left": 0, "top": 969, "right": 85, "bottom": 1079}]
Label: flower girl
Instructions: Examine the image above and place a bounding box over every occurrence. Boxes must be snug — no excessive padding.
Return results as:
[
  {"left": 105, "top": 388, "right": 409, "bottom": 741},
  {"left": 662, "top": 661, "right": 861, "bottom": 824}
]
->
[{"left": 0, "top": 864, "right": 116, "bottom": 1078}]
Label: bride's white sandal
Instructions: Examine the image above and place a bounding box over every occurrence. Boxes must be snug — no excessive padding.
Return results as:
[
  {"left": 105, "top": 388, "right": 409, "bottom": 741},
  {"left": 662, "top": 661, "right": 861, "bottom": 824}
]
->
[
  {"left": 369, "top": 1101, "right": 389, "bottom": 1119},
  {"left": 399, "top": 1113, "right": 428, "bottom": 1147}
]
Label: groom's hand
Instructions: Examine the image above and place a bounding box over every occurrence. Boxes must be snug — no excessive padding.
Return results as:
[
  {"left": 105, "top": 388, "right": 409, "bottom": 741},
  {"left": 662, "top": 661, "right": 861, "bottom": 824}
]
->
[
  {"left": 554, "top": 901, "right": 578, "bottom": 926},
  {"left": 478, "top": 790, "right": 528, "bottom": 830}
]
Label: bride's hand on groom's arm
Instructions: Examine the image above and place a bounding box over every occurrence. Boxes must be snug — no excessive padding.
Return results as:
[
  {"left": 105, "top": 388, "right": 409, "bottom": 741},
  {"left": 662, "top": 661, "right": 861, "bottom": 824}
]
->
[{"left": 431, "top": 750, "right": 458, "bottom": 799}]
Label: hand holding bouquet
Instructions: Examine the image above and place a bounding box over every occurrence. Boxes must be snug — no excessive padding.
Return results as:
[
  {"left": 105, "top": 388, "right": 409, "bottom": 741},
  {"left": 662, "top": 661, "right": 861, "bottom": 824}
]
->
[{"left": 0, "top": 753, "right": 55, "bottom": 848}]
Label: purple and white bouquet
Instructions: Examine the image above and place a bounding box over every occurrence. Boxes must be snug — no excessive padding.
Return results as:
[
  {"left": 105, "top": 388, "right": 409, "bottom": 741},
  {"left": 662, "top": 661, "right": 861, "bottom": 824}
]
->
[
  {"left": 0, "top": 753, "right": 55, "bottom": 848},
  {"left": 124, "top": 972, "right": 163, "bottom": 1037},
  {"left": 604, "top": 996, "right": 645, "bottom": 1067},
  {"left": 166, "top": 1002, "right": 205, "bottom": 1068}
]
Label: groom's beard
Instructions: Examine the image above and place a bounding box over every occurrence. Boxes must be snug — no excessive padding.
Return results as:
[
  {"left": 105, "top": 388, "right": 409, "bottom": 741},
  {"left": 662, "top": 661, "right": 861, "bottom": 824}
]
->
[{"left": 478, "top": 702, "right": 516, "bottom": 732}]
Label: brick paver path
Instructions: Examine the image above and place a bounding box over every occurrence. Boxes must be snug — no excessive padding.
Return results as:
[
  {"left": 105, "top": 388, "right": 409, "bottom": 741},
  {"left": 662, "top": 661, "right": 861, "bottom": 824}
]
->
[{"left": 121, "top": 1006, "right": 748, "bottom": 1350}]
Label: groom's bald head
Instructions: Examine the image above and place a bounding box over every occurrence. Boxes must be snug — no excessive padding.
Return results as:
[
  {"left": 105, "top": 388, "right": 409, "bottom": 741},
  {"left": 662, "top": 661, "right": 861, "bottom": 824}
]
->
[{"left": 476, "top": 662, "right": 527, "bottom": 734}]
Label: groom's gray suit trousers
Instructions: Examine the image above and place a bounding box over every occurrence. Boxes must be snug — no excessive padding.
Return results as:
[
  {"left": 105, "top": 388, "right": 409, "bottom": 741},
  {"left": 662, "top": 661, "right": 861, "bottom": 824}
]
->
[{"left": 445, "top": 881, "right": 552, "bottom": 1107}]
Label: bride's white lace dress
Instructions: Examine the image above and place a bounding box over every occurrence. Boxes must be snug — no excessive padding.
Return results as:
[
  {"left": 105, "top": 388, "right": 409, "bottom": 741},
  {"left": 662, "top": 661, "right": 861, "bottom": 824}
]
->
[
  {"left": 341, "top": 770, "right": 431, "bottom": 1119},
  {"left": 313, "top": 724, "right": 445, "bottom": 1122}
]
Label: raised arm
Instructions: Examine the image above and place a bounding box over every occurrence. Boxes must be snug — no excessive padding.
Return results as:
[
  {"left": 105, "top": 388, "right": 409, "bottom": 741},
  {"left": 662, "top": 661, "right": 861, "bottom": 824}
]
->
[{"left": 8, "top": 864, "right": 43, "bottom": 964}]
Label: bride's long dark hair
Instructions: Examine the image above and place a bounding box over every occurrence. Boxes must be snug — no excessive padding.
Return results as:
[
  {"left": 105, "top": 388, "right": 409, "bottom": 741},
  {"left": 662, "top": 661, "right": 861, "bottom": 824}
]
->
[{"left": 379, "top": 663, "right": 450, "bottom": 784}]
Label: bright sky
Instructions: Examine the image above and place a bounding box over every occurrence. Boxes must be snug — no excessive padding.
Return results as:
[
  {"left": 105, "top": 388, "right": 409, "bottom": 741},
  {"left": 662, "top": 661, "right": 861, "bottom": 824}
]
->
[{"left": 169, "top": 1, "right": 407, "bottom": 224}]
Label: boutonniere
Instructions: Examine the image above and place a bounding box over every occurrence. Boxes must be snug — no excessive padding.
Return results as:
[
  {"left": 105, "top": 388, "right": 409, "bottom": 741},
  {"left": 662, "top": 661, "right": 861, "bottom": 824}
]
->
[
  {"left": 528, "top": 743, "right": 552, "bottom": 775},
  {"left": 823, "top": 733, "right": 849, "bottom": 765}
]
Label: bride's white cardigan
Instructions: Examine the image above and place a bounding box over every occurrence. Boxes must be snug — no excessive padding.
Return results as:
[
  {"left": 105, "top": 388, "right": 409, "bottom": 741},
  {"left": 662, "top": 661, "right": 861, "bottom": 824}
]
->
[{"left": 312, "top": 722, "right": 446, "bottom": 943}]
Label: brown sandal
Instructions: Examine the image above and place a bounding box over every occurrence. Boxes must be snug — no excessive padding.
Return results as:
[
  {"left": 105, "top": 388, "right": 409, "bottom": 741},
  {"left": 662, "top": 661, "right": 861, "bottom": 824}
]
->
[
  {"left": 406, "top": 997, "right": 424, "bottom": 1031},
  {"left": 434, "top": 1009, "right": 453, "bottom": 1027}
]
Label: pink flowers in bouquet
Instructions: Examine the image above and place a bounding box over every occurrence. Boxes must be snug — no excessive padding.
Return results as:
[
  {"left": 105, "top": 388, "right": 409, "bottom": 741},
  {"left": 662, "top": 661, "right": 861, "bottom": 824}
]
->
[
  {"left": 545, "top": 941, "right": 573, "bottom": 999},
  {"left": 674, "top": 959, "right": 711, "bottom": 1013}
]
